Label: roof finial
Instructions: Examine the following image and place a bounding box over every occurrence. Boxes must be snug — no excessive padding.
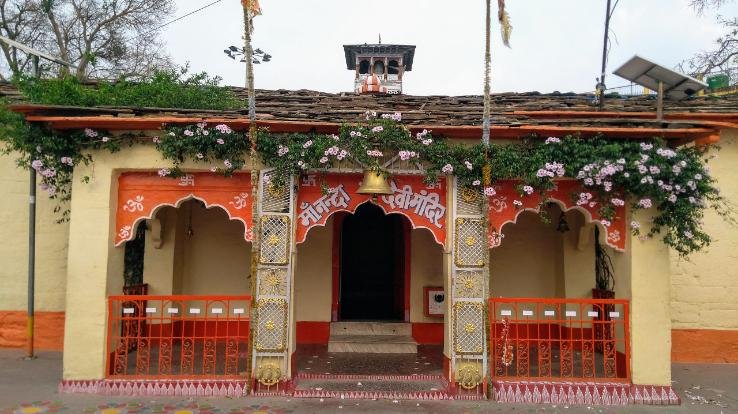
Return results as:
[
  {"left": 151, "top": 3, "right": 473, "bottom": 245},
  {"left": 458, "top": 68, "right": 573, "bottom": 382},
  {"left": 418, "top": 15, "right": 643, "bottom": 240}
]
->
[{"left": 378, "top": 33, "right": 382, "bottom": 44}]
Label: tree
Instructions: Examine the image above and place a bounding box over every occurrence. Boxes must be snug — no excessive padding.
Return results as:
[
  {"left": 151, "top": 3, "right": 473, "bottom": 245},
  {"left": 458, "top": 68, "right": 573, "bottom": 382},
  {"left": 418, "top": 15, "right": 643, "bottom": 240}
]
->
[
  {"left": 0, "top": 0, "right": 175, "bottom": 80},
  {"left": 680, "top": 0, "right": 737, "bottom": 81}
]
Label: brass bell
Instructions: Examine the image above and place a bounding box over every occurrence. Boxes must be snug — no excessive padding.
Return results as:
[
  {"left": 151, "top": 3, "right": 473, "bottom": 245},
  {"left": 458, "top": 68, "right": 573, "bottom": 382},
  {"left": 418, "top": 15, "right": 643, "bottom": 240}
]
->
[{"left": 356, "top": 170, "right": 393, "bottom": 196}]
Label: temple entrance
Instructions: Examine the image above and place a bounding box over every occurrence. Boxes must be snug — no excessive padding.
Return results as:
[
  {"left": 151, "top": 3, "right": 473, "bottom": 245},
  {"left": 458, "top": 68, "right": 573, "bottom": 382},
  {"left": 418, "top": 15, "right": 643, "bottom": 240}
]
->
[{"left": 339, "top": 203, "right": 406, "bottom": 321}]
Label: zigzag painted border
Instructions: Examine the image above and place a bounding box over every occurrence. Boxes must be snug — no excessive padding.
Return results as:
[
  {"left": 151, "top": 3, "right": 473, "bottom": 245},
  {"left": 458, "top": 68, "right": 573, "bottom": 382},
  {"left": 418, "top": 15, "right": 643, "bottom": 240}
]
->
[
  {"left": 492, "top": 381, "right": 681, "bottom": 406},
  {"left": 292, "top": 389, "right": 451, "bottom": 400},
  {"left": 294, "top": 373, "right": 445, "bottom": 381},
  {"left": 58, "top": 379, "right": 249, "bottom": 397}
]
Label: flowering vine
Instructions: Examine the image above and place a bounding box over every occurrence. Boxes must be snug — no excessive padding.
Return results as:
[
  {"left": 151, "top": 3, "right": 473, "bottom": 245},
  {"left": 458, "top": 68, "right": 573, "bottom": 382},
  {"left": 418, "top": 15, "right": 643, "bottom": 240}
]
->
[
  {"left": 256, "top": 112, "right": 728, "bottom": 256},
  {"left": 157, "top": 122, "right": 250, "bottom": 177}
]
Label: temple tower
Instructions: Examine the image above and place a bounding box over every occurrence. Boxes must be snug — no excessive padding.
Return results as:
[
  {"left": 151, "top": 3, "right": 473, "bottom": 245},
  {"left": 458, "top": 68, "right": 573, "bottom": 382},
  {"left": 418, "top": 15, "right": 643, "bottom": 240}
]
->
[{"left": 343, "top": 41, "right": 416, "bottom": 94}]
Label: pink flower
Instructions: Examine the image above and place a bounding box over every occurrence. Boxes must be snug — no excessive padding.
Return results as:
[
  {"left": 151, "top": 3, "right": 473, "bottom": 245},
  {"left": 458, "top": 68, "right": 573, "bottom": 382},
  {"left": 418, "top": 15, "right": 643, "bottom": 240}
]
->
[
  {"left": 522, "top": 185, "right": 534, "bottom": 195},
  {"left": 101, "top": 136, "right": 110, "bottom": 142},
  {"left": 484, "top": 186, "right": 496, "bottom": 196},
  {"left": 277, "top": 145, "right": 289, "bottom": 157},
  {"left": 41, "top": 168, "right": 56, "bottom": 178},
  {"left": 464, "top": 161, "right": 473, "bottom": 170},
  {"left": 638, "top": 198, "right": 652, "bottom": 208},
  {"left": 210, "top": 166, "right": 217, "bottom": 172},
  {"left": 84, "top": 128, "right": 98, "bottom": 138},
  {"left": 421, "top": 138, "right": 432, "bottom": 146},
  {"left": 630, "top": 220, "right": 640, "bottom": 229},
  {"left": 215, "top": 124, "right": 233, "bottom": 134},
  {"left": 196, "top": 153, "right": 204, "bottom": 159},
  {"left": 441, "top": 164, "right": 453, "bottom": 174},
  {"left": 399, "top": 150, "right": 411, "bottom": 161},
  {"left": 202, "top": 130, "right": 209, "bottom": 136},
  {"left": 31, "top": 160, "right": 43, "bottom": 170},
  {"left": 513, "top": 200, "right": 523, "bottom": 207},
  {"left": 158, "top": 168, "right": 171, "bottom": 177},
  {"left": 472, "top": 180, "right": 481, "bottom": 186},
  {"left": 183, "top": 130, "right": 194, "bottom": 137},
  {"left": 319, "top": 156, "right": 329, "bottom": 164},
  {"left": 152, "top": 136, "right": 160, "bottom": 144},
  {"left": 216, "top": 138, "right": 225, "bottom": 145},
  {"left": 60, "top": 156, "right": 74, "bottom": 166},
  {"left": 545, "top": 137, "right": 561, "bottom": 144},
  {"left": 371, "top": 126, "right": 384, "bottom": 133},
  {"left": 640, "top": 143, "right": 653, "bottom": 151},
  {"left": 223, "top": 159, "right": 232, "bottom": 169},
  {"left": 684, "top": 230, "right": 694, "bottom": 239},
  {"left": 303, "top": 140, "right": 313, "bottom": 148},
  {"left": 610, "top": 198, "right": 625, "bottom": 206},
  {"left": 668, "top": 194, "right": 677, "bottom": 203},
  {"left": 601, "top": 220, "right": 611, "bottom": 227}
]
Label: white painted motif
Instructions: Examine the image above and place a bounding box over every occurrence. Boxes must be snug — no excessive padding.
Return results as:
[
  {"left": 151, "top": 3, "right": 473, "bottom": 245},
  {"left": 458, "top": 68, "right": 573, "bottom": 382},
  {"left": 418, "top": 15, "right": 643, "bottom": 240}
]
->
[
  {"left": 229, "top": 193, "right": 249, "bottom": 209},
  {"left": 122, "top": 195, "right": 144, "bottom": 212},
  {"left": 380, "top": 180, "right": 446, "bottom": 228},
  {"left": 179, "top": 174, "right": 195, "bottom": 186},
  {"left": 298, "top": 184, "right": 351, "bottom": 226}
]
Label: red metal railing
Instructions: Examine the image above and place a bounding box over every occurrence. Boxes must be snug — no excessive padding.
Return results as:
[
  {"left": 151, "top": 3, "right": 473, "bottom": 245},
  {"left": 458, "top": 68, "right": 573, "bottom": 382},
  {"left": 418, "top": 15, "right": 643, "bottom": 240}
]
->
[
  {"left": 107, "top": 295, "right": 252, "bottom": 379},
  {"left": 489, "top": 297, "right": 630, "bottom": 383}
]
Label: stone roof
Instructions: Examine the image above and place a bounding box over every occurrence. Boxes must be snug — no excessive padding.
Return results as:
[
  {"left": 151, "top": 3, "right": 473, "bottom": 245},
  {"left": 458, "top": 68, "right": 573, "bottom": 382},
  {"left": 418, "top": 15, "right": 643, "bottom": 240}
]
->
[{"left": 3, "top": 81, "right": 738, "bottom": 133}]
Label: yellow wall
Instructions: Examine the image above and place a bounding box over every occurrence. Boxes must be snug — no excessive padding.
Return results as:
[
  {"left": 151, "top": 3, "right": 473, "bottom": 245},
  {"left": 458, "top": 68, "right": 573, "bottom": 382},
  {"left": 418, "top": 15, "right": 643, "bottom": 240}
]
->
[
  {"left": 0, "top": 153, "right": 68, "bottom": 311},
  {"left": 294, "top": 216, "right": 333, "bottom": 322},
  {"left": 491, "top": 207, "right": 564, "bottom": 298},
  {"left": 410, "top": 228, "right": 444, "bottom": 323},
  {"left": 670, "top": 129, "right": 738, "bottom": 330},
  {"left": 176, "top": 201, "right": 251, "bottom": 295}
]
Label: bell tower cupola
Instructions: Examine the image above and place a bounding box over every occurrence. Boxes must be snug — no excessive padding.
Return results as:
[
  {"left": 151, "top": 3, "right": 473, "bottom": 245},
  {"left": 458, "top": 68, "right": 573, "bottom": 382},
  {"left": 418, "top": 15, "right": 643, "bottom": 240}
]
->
[{"left": 343, "top": 39, "right": 416, "bottom": 95}]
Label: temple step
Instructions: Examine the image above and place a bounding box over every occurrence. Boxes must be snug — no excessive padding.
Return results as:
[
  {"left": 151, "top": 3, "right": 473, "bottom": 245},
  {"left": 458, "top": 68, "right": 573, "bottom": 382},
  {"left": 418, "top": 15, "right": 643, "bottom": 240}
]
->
[
  {"left": 293, "top": 375, "right": 448, "bottom": 398},
  {"left": 327, "top": 334, "right": 417, "bottom": 353},
  {"left": 329, "top": 321, "right": 412, "bottom": 336}
]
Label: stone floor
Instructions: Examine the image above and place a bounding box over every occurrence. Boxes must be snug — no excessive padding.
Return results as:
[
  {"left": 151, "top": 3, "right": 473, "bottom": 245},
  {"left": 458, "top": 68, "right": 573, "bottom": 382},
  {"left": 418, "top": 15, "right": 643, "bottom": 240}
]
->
[{"left": 1, "top": 349, "right": 737, "bottom": 413}]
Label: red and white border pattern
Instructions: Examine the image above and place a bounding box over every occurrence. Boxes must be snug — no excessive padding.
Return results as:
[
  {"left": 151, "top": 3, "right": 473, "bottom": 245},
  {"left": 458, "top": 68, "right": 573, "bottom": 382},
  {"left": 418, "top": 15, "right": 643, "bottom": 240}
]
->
[
  {"left": 492, "top": 381, "right": 680, "bottom": 405},
  {"left": 59, "top": 379, "right": 249, "bottom": 397}
]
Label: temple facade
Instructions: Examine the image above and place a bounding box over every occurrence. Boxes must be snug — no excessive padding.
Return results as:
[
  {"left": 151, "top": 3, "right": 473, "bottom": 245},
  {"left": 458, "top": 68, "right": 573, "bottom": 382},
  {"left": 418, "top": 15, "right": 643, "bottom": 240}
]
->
[{"left": 1, "top": 73, "right": 738, "bottom": 404}]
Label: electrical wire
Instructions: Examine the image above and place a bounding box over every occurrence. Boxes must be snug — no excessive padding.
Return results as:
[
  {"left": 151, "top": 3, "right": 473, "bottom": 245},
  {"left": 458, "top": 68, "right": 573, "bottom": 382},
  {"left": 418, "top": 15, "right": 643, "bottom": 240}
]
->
[{"left": 129, "top": 0, "right": 225, "bottom": 42}]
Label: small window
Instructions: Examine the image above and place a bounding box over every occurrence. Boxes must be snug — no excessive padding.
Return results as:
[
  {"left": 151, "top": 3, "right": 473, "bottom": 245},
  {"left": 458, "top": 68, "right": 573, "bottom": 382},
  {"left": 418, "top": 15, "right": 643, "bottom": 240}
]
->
[
  {"left": 372, "top": 60, "right": 385, "bottom": 75},
  {"left": 359, "top": 60, "right": 370, "bottom": 75},
  {"left": 388, "top": 60, "right": 400, "bottom": 75}
]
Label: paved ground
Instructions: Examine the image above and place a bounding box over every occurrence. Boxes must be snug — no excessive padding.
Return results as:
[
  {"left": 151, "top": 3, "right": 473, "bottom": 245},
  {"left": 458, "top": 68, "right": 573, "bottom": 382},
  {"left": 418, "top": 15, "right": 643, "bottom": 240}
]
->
[{"left": 0, "top": 349, "right": 736, "bottom": 413}]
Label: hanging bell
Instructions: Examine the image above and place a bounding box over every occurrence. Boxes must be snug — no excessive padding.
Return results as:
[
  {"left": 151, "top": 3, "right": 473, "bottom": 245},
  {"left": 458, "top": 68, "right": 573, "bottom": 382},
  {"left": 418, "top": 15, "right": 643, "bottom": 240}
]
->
[{"left": 356, "top": 170, "right": 393, "bottom": 196}]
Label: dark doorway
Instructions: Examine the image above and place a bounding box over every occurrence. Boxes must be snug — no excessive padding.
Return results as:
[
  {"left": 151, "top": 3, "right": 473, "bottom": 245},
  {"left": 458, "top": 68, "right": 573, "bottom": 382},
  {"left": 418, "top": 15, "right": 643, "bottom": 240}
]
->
[{"left": 339, "top": 203, "right": 405, "bottom": 321}]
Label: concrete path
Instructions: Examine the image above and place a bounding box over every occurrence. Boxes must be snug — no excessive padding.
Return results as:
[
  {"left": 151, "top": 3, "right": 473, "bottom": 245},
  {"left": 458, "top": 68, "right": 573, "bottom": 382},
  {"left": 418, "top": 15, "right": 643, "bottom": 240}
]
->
[{"left": 0, "top": 349, "right": 735, "bottom": 413}]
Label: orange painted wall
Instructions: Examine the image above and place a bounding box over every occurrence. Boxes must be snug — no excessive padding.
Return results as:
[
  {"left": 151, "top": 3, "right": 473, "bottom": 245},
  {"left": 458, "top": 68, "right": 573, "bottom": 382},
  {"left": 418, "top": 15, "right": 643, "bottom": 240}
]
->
[
  {"left": 0, "top": 311, "right": 65, "bottom": 350},
  {"left": 672, "top": 329, "right": 738, "bottom": 363}
]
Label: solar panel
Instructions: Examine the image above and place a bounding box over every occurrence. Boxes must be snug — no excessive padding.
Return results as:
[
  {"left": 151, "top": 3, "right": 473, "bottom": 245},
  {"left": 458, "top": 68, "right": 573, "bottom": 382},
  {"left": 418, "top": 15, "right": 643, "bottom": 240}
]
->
[{"left": 613, "top": 55, "right": 707, "bottom": 100}]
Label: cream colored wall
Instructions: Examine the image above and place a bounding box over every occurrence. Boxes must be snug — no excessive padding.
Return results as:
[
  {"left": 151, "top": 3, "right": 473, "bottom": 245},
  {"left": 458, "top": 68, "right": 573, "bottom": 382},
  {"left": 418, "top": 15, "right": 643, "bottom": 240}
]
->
[
  {"left": 410, "top": 229, "right": 444, "bottom": 323},
  {"left": 176, "top": 201, "right": 251, "bottom": 295},
  {"left": 630, "top": 208, "right": 672, "bottom": 386},
  {"left": 294, "top": 216, "right": 333, "bottom": 322},
  {"left": 142, "top": 207, "right": 178, "bottom": 295},
  {"left": 0, "top": 153, "right": 68, "bottom": 311},
  {"left": 670, "top": 129, "right": 738, "bottom": 330},
  {"left": 491, "top": 208, "right": 563, "bottom": 297}
]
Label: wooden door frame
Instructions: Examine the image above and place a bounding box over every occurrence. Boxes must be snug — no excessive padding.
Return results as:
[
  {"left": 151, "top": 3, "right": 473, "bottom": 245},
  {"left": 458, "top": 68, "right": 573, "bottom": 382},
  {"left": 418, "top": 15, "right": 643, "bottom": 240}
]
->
[{"left": 331, "top": 210, "right": 411, "bottom": 322}]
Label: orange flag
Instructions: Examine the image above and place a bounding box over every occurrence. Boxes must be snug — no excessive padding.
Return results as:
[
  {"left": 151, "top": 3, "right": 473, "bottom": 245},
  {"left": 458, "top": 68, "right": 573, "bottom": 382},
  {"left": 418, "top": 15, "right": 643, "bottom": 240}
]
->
[{"left": 242, "top": 0, "right": 261, "bottom": 16}]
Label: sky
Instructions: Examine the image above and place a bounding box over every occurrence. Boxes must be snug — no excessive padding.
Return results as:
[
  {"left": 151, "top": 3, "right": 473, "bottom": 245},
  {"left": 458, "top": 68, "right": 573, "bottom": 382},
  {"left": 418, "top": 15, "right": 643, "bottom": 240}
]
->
[{"left": 162, "top": 0, "right": 738, "bottom": 95}]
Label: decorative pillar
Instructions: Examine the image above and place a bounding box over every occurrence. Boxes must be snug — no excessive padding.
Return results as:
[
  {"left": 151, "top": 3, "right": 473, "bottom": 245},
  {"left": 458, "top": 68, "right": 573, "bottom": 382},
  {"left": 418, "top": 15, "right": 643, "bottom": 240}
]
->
[
  {"left": 448, "top": 181, "right": 489, "bottom": 393},
  {"left": 251, "top": 170, "right": 295, "bottom": 391}
]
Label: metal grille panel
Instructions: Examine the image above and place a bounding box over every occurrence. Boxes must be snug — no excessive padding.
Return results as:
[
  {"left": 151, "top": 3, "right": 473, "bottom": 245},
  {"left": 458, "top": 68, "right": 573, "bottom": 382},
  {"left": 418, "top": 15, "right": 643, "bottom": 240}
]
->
[
  {"left": 255, "top": 298, "right": 288, "bottom": 352},
  {"left": 261, "top": 171, "right": 291, "bottom": 213},
  {"left": 456, "top": 187, "right": 483, "bottom": 215},
  {"left": 454, "top": 218, "right": 486, "bottom": 267},
  {"left": 454, "top": 301, "right": 486, "bottom": 355},
  {"left": 259, "top": 216, "right": 290, "bottom": 265}
]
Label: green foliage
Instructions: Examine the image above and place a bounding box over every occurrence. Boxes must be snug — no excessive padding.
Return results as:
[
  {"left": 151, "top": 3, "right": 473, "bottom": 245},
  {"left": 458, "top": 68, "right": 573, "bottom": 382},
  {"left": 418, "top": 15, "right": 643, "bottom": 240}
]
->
[
  {"left": 255, "top": 115, "right": 728, "bottom": 256},
  {"left": 14, "top": 68, "right": 243, "bottom": 110},
  {"left": 157, "top": 123, "right": 250, "bottom": 177}
]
